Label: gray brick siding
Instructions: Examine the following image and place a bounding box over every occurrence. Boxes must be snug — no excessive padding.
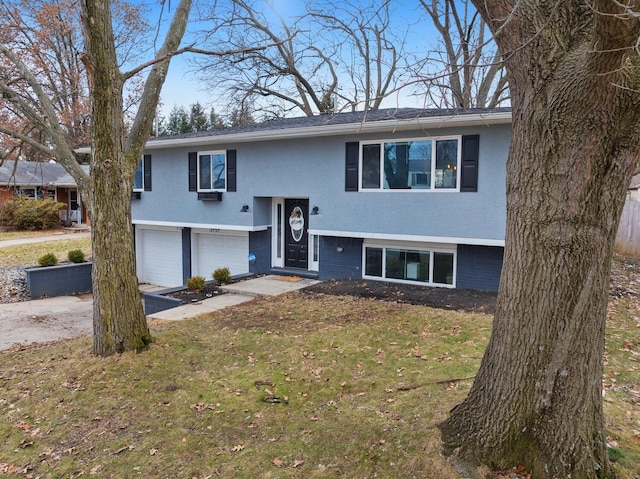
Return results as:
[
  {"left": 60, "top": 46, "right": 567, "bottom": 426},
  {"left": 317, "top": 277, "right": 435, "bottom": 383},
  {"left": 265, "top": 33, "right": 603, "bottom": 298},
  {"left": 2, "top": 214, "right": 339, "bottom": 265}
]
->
[
  {"left": 456, "top": 244, "right": 503, "bottom": 292},
  {"left": 318, "top": 236, "right": 363, "bottom": 280}
]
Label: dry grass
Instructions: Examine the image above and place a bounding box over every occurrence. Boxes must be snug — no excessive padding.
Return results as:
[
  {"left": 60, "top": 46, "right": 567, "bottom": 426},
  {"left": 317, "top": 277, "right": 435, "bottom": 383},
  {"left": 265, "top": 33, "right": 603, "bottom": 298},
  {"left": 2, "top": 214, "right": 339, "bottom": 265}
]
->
[
  {"left": 0, "top": 274, "right": 638, "bottom": 478},
  {"left": 0, "top": 296, "right": 488, "bottom": 479},
  {"left": 0, "top": 237, "right": 91, "bottom": 268}
]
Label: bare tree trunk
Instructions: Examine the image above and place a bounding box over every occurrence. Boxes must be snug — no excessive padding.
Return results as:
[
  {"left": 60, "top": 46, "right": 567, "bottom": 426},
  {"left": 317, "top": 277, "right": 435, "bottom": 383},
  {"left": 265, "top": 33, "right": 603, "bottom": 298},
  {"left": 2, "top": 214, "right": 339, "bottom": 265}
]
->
[
  {"left": 439, "top": 1, "right": 640, "bottom": 477},
  {"left": 91, "top": 166, "right": 150, "bottom": 355},
  {"left": 81, "top": 0, "right": 151, "bottom": 355}
]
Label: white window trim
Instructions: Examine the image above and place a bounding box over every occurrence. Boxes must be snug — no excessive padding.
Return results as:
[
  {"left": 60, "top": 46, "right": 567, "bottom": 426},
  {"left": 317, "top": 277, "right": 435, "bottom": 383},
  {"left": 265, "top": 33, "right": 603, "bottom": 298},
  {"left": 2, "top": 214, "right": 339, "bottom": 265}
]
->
[
  {"left": 359, "top": 135, "right": 462, "bottom": 192},
  {"left": 197, "top": 150, "right": 227, "bottom": 192},
  {"left": 15, "top": 186, "right": 55, "bottom": 200},
  {"left": 309, "top": 234, "right": 320, "bottom": 272},
  {"left": 362, "top": 239, "right": 457, "bottom": 288},
  {"left": 271, "top": 198, "right": 285, "bottom": 268}
]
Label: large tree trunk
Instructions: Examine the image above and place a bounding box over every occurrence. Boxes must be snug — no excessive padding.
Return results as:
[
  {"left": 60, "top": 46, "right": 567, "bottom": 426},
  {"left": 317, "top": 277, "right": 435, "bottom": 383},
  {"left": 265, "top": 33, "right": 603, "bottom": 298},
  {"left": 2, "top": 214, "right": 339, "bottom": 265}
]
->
[
  {"left": 82, "top": 0, "right": 151, "bottom": 355},
  {"left": 80, "top": 0, "right": 190, "bottom": 356},
  {"left": 439, "top": 2, "right": 640, "bottom": 478}
]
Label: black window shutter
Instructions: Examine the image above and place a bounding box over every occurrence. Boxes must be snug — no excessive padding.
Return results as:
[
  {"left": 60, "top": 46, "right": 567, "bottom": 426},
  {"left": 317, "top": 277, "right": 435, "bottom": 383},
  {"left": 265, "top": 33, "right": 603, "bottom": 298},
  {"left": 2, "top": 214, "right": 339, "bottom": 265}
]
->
[
  {"left": 226, "top": 149, "right": 237, "bottom": 192},
  {"left": 345, "top": 142, "right": 359, "bottom": 192},
  {"left": 460, "top": 135, "right": 479, "bottom": 192},
  {"left": 188, "top": 152, "right": 197, "bottom": 191},
  {"left": 143, "top": 154, "right": 152, "bottom": 191}
]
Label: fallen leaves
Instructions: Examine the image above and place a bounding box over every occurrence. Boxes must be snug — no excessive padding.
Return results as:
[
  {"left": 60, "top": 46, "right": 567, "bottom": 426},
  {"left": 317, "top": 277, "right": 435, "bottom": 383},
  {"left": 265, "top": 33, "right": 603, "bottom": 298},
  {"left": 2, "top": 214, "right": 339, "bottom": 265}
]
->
[
  {"left": 113, "top": 444, "right": 135, "bottom": 455},
  {"left": 493, "top": 465, "right": 532, "bottom": 479},
  {"left": 190, "top": 402, "right": 217, "bottom": 412},
  {"left": 272, "top": 457, "right": 305, "bottom": 468}
]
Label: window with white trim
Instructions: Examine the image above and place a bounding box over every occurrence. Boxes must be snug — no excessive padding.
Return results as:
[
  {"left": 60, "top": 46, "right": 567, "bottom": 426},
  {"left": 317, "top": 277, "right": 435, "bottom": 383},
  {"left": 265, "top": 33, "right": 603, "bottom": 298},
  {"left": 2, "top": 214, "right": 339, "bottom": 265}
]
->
[
  {"left": 198, "top": 151, "right": 226, "bottom": 192},
  {"left": 14, "top": 186, "right": 55, "bottom": 200},
  {"left": 361, "top": 136, "right": 461, "bottom": 191},
  {"left": 363, "top": 242, "right": 456, "bottom": 286},
  {"left": 133, "top": 159, "right": 144, "bottom": 191}
]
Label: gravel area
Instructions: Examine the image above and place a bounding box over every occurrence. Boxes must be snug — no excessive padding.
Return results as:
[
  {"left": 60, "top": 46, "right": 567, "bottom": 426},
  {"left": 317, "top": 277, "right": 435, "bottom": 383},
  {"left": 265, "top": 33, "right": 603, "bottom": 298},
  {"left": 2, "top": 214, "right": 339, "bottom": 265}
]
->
[{"left": 0, "top": 266, "right": 29, "bottom": 303}]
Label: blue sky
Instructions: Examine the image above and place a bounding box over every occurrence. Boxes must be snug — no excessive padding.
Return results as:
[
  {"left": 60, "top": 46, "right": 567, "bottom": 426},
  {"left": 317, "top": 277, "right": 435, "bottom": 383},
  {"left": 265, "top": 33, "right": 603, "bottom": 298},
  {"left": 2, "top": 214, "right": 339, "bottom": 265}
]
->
[{"left": 136, "top": 0, "right": 436, "bottom": 118}]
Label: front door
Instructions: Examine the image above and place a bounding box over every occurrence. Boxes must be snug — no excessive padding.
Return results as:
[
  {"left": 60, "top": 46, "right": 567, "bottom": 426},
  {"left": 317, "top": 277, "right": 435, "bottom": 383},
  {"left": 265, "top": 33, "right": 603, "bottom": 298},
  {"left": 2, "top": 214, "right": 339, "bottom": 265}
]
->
[
  {"left": 284, "top": 199, "right": 308, "bottom": 269},
  {"left": 68, "top": 189, "right": 82, "bottom": 224}
]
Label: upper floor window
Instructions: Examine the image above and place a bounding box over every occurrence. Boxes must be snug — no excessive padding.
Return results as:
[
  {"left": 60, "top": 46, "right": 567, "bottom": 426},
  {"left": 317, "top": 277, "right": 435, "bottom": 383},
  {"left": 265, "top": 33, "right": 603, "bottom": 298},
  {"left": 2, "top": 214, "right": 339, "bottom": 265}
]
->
[
  {"left": 133, "top": 155, "right": 152, "bottom": 193},
  {"left": 133, "top": 160, "right": 144, "bottom": 191},
  {"left": 198, "top": 151, "right": 226, "bottom": 192},
  {"left": 360, "top": 136, "right": 461, "bottom": 191}
]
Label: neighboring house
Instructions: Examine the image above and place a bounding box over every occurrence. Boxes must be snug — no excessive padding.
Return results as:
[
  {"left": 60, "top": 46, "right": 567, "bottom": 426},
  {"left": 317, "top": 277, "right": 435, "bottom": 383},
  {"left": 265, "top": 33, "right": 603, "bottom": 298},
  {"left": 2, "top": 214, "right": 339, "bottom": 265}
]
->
[
  {"left": 0, "top": 160, "right": 89, "bottom": 225},
  {"left": 615, "top": 173, "right": 640, "bottom": 256},
  {"left": 627, "top": 173, "right": 640, "bottom": 202},
  {"left": 132, "top": 108, "right": 511, "bottom": 291}
]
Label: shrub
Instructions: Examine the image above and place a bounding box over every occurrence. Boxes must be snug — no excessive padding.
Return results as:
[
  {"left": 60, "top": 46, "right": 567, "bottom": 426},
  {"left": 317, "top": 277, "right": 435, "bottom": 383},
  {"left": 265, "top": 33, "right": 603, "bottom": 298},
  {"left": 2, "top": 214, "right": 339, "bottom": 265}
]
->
[
  {"left": 38, "top": 253, "right": 58, "bottom": 267},
  {"left": 68, "top": 249, "right": 86, "bottom": 263},
  {"left": 186, "top": 275, "right": 206, "bottom": 292},
  {"left": 213, "top": 266, "right": 232, "bottom": 285},
  {"left": 1, "top": 197, "right": 66, "bottom": 230}
]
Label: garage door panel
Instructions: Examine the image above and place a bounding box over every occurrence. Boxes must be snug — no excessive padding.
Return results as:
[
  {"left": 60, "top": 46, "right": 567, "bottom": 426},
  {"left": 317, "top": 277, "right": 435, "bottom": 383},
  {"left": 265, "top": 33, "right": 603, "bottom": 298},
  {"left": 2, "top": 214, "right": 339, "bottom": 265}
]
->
[
  {"left": 137, "top": 228, "right": 183, "bottom": 287},
  {"left": 193, "top": 232, "right": 248, "bottom": 279}
]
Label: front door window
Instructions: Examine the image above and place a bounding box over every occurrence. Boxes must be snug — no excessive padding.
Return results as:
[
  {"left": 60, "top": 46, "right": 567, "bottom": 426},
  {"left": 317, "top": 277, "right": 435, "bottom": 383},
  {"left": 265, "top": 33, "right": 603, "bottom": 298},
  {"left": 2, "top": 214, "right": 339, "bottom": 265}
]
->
[{"left": 284, "top": 199, "right": 309, "bottom": 269}]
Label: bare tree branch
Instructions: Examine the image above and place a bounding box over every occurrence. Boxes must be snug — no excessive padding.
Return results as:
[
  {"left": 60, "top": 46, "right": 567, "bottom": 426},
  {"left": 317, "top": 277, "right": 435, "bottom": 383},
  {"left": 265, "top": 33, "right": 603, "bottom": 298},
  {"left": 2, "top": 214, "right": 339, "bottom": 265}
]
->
[{"left": 416, "top": 0, "right": 509, "bottom": 109}]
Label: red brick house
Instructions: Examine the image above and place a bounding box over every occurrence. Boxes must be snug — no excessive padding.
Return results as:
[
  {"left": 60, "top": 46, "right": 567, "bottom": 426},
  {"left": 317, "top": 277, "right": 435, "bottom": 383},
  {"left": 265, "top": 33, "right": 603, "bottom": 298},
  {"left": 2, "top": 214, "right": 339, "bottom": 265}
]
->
[{"left": 0, "top": 160, "right": 89, "bottom": 226}]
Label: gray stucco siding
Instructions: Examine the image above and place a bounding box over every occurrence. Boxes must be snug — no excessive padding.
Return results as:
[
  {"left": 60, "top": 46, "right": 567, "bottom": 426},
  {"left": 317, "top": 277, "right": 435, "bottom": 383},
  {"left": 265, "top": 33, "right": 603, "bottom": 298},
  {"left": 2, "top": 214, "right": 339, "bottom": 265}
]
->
[{"left": 132, "top": 123, "right": 509, "bottom": 244}]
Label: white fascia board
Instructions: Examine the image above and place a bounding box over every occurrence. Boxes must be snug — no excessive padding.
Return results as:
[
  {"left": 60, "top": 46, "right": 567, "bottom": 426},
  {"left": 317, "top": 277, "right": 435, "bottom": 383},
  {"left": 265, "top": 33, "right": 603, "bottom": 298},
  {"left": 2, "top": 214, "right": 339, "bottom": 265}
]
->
[
  {"left": 75, "top": 112, "right": 511, "bottom": 154},
  {"left": 139, "top": 111, "right": 513, "bottom": 151},
  {"left": 307, "top": 229, "right": 505, "bottom": 247},
  {"left": 133, "top": 219, "right": 269, "bottom": 232}
]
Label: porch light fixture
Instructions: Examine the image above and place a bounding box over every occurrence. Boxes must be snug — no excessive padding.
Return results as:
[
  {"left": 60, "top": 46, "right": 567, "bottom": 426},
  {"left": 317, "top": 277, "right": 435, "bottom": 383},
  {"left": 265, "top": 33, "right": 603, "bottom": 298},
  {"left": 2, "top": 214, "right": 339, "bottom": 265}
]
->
[
  {"left": 311, "top": 205, "right": 319, "bottom": 215},
  {"left": 241, "top": 204, "right": 249, "bottom": 212}
]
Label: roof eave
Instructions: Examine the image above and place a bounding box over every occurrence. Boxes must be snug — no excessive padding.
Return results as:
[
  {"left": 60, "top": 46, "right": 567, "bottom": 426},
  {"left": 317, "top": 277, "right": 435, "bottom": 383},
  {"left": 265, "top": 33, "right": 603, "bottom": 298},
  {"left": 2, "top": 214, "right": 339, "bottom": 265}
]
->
[
  {"left": 146, "top": 111, "right": 512, "bottom": 150},
  {"left": 75, "top": 111, "right": 512, "bottom": 153}
]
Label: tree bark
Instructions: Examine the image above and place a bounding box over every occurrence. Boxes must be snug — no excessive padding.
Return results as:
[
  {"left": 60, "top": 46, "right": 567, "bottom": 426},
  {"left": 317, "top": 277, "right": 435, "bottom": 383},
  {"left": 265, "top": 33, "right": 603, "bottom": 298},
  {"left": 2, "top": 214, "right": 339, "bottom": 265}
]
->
[
  {"left": 81, "top": 0, "right": 151, "bottom": 355},
  {"left": 439, "top": 1, "right": 640, "bottom": 478},
  {"left": 81, "top": 0, "right": 191, "bottom": 355}
]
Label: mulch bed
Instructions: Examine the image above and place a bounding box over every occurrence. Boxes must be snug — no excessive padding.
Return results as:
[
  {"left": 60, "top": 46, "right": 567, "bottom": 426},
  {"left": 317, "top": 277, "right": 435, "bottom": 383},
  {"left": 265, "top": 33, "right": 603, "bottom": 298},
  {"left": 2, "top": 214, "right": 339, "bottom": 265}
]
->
[
  {"left": 302, "top": 278, "right": 497, "bottom": 314},
  {"left": 163, "top": 283, "right": 227, "bottom": 304},
  {"left": 163, "top": 276, "right": 498, "bottom": 313},
  {"left": 162, "top": 276, "right": 497, "bottom": 313}
]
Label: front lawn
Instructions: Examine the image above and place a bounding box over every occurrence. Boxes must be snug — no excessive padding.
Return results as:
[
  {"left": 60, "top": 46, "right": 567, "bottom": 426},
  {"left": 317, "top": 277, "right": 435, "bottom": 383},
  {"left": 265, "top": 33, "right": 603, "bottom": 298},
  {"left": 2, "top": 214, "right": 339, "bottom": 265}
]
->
[
  {"left": 1, "top": 286, "right": 638, "bottom": 478},
  {"left": 0, "top": 237, "right": 91, "bottom": 268}
]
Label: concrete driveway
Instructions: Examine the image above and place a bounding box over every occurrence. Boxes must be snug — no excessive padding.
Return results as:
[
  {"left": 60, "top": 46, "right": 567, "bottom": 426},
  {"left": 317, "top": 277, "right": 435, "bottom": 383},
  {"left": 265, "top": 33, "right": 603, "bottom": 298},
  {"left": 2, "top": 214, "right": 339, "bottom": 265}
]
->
[
  {"left": 0, "top": 275, "right": 319, "bottom": 351},
  {"left": 0, "top": 294, "right": 93, "bottom": 350}
]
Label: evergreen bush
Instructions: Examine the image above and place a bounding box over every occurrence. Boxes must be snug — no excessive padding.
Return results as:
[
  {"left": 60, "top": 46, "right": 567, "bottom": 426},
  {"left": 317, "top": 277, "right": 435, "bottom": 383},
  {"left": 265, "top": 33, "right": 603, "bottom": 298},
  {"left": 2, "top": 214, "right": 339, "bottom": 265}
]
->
[
  {"left": 1, "top": 197, "right": 65, "bottom": 230},
  {"left": 68, "top": 249, "right": 86, "bottom": 263},
  {"left": 213, "top": 267, "right": 232, "bottom": 285},
  {"left": 38, "top": 253, "right": 58, "bottom": 267},
  {"left": 186, "top": 275, "right": 206, "bottom": 292}
]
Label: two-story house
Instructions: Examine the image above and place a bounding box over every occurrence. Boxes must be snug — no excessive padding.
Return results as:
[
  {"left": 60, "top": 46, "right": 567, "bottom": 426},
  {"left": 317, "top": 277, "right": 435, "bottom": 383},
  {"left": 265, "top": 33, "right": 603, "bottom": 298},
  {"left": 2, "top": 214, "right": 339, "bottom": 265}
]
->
[{"left": 132, "top": 108, "right": 511, "bottom": 291}]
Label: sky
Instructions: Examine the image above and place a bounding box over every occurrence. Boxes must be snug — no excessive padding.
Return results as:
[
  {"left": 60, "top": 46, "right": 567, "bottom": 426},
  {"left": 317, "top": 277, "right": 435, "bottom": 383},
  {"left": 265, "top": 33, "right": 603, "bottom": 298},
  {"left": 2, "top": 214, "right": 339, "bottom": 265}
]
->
[{"left": 137, "top": 0, "right": 437, "bottom": 119}]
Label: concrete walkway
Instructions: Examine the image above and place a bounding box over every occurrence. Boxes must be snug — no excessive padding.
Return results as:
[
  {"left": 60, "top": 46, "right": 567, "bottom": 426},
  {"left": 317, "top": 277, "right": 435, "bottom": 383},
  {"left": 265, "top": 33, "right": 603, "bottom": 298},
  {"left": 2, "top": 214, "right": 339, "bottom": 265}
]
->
[
  {"left": 146, "top": 275, "right": 319, "bottom": 320},
  {"left": 0, "top": 230, "right": 91, "bottom": 248},
  {"left": 0, "top": 275, "right": 320, "bottom": 350}
]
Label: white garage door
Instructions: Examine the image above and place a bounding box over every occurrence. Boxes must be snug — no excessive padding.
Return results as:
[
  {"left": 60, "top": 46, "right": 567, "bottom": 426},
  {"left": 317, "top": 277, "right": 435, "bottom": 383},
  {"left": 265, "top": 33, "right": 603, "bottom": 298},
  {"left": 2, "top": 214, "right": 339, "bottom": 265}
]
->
[
  {"left": 192, "top": 230, "right": 248, "bottom": 280},
  {"left": 136, "top": 227, "right": 183, "bottom": 287}
]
